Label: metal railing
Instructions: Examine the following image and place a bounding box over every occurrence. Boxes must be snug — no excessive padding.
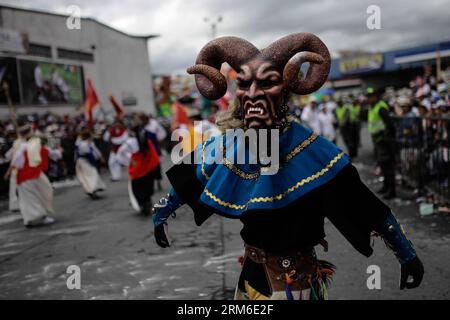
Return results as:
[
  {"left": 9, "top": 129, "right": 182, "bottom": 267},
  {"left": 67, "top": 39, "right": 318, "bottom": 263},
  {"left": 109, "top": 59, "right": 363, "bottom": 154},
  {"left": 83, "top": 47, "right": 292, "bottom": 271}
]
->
[{"left": 392, "top": 115, "right": 450, "bottom": 202}]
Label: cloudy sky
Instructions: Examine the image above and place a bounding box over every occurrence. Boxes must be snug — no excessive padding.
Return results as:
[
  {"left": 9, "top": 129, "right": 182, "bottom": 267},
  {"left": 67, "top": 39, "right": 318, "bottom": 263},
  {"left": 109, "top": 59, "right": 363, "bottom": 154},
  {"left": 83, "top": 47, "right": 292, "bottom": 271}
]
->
[{"left": 1, "top": 0, "right": 449, "bottom": 74}]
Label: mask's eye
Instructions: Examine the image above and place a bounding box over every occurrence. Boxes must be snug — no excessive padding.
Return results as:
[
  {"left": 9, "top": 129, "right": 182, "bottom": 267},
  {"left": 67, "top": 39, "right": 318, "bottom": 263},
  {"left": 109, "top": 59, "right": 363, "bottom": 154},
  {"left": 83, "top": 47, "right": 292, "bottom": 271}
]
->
[
  {"left": 237, "top": 79, "right": 251, "bottom": 90},
  {"left": 257, "top": 76, "right": 280, "bottom": 89},
  {"left": 257, "top": 79, "right": 274, "bottom": 89}
]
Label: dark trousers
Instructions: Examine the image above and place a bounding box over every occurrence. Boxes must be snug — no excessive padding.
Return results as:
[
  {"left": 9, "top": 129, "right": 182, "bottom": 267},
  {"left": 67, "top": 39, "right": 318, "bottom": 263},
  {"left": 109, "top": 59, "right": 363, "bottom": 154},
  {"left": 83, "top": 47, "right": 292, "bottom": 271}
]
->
[
  {"left": 341, "top": 125, "right": 359, "bottom": 158},
  {"left": 131, "top": 170, "right": 155, "bottom": 212}
]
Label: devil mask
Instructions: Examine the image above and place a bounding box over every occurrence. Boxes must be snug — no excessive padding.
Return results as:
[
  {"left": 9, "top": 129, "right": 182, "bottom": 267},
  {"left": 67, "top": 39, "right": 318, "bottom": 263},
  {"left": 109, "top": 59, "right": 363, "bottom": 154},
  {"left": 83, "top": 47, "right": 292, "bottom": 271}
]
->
[{"left": 187, "top": 33, "right": 331, "bottom": 129}]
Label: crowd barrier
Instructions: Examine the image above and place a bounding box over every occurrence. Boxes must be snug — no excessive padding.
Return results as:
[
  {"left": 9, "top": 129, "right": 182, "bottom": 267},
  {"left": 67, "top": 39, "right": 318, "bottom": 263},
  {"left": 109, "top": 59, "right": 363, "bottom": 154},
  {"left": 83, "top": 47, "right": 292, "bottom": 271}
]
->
[{"left": 392, "top": 115, "right": 450, "bottom": 201}]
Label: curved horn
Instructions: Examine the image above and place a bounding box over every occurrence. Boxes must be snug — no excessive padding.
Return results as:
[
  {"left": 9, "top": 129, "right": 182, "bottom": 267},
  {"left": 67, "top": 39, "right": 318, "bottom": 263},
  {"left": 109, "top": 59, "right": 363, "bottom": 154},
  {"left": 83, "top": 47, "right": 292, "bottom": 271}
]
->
[
  {"left": 262, "top": 33, "right": 331, "bottom": 95},
  {"left": 187, "top": 36, "right": 259, "bottom": 100}
]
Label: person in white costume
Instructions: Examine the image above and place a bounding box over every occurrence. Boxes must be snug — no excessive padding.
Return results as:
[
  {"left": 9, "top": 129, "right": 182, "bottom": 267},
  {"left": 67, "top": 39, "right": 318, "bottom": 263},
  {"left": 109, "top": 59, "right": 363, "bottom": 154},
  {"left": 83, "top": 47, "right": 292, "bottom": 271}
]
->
[
  {"left": 145, "top": 116, "right": 167, "bottom": 148},
  {"left": 317, "top": 105, "right": 337, "bottom": 143},
  {"left": 103, "top": 119, "right": 128, "bottom": 181},
  {"left": 75, "top": 129, "right": 106, "bottom": 199},
  {"left": 145, "top": 116, "right": 167, "bottom": 191},
  {"left": 11, "top": 125, "right": 62, "bottom": 227},
  {"left": 117, "top": 114, "right": 161, "bottom": 215},
  {"left": 300, "top": 96, "right": 321, "bottom": 134},
  {"left": 4, "top": 136, "right": 24, "bottom": 212}
]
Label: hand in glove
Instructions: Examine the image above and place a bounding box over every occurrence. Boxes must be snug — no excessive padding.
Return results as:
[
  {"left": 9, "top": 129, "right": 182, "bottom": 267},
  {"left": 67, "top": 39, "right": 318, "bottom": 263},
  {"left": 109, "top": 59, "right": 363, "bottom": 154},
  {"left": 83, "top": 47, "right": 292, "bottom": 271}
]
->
[
  {"left": 152, "top": 189, "right": 184, "bottom": 248},
  {"left": 154, "top": 223, "right": 170, "bottom": 248},
  {"left": 400, "top": 256, "right": 424, "bottom": 290},
  {"left": 375, "top": 212, "right": 424, "bottom": 290}
]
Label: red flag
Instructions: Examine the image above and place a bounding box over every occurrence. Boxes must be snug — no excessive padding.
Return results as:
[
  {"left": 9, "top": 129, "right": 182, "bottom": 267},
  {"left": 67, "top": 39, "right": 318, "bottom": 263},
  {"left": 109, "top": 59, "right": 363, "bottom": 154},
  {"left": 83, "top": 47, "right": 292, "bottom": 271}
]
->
[
  {"left": 171, "top": 101, "right": 189, "bottom": 131},
  {"left": 108, "top": 94, "right": 125, "bottom": 120},
  {"left": 84, "top": 79, "right": 99, "bottom": 125}
]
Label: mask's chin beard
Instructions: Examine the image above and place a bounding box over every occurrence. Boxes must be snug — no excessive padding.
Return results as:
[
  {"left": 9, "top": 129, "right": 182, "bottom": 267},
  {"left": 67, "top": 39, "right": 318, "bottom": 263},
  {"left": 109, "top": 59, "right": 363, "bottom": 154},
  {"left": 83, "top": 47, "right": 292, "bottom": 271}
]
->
[{"left": 245, "top": 118, "right": 271, "bottom": 130}]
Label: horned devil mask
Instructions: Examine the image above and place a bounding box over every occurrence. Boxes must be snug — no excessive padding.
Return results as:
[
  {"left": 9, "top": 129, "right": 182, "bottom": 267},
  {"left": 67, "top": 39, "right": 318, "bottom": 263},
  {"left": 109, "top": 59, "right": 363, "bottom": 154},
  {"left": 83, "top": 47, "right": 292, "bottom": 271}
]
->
[{"left": 187, "top": 33, "right": 331, "bottom": 129}]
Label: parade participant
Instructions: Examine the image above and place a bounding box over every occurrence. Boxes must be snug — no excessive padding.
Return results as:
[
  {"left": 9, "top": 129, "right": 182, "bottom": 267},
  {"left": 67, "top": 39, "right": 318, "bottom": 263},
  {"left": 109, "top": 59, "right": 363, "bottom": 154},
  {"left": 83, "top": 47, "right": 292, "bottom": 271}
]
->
[
  {"left": 4, "top": 133, "right": 24, "bottom": 212},
  {"left": 348, "top": 94, "right": 361, "bottom": 157},
  {"left": 322, "top": 94, "right": 337, "bottom": 113},
  {"left": 153, "top": 33, "right": 424, "bottom": 300},
  {"left": 117, "top": 113, "right": 160, "bottom": 215},
  {"left": 103, "top": 118, "right": 128, "bottom": 181},
  {"left": 146, "top": 115, "right": 167, "bottom": 191},
  {"left": 75, "top": 128, "right": 106, "bottom": 200},
  {"left": 317, "top": 104, "right": 336, "bottom": 143},
  {"left": 146, "top": 115, "right": 167, "bottom": 155},
  {"left": 300, "top": 96, "right": 320, "bottom": 134},
  {"left": 11, "top": 124, "right": 62, "bottom": 227},
  {"left": 367, "top": 88, "right": 397, "bottom": 199},
  {"left": 336, "top": 98, "right": 359, "bottom": 158}
]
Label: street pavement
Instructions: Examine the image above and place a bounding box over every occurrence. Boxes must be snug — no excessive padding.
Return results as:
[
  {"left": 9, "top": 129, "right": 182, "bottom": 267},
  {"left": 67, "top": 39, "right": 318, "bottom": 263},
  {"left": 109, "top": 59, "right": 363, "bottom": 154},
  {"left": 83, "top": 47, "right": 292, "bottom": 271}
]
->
[{"left": 0, "top": 127, "right": 449, "bottom": 300}]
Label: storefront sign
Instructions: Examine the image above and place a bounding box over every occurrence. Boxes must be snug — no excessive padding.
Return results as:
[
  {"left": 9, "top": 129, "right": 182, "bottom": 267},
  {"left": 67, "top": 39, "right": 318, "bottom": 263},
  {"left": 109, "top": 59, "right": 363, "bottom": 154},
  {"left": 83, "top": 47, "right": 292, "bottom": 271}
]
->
[{"left": 339, "top": 53, "right": 383, "bottom": 75}]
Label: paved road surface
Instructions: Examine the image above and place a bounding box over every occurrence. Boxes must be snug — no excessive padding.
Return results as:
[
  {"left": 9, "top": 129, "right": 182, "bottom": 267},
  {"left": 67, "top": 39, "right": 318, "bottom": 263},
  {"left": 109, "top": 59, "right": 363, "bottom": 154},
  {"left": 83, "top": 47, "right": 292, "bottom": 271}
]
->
[{"left": 0, "top": 127, "right": 449, "bottom": 299}]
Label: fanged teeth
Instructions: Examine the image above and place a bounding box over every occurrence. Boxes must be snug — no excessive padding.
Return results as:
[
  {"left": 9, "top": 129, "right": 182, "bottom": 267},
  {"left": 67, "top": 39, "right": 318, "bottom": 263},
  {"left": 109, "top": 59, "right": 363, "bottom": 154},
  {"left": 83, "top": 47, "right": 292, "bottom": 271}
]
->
[{"left": 247, "top": 107, "right": 264, "bottom": 115}]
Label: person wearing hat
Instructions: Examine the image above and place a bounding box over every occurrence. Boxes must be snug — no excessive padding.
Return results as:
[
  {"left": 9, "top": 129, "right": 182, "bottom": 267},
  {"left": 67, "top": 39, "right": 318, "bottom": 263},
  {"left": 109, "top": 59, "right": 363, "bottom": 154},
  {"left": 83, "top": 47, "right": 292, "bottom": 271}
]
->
[
  {"left": 366, "top": 87, "right": 397, "bottom": 199},
  {"left": 317, "top": 103, "right": 337, "bottom": 143},
  {"left": 75, "top": 128, "right": 106, "bottom": 200},
  {"left": 145, "top": 114, "right": 167, "bottom": 191},
  {"left": 336, "top": 96, "right": 361, "bottom": 158},
  {"left": 103, "top": 118, "right": 128, "bottom": 182},
  {"left": 10, "top": 124, "right": 62, "bottom": 227},
  {"left": 152, "top": 34, "right": 423, "bottom": 300},
  {"left": 116, "top": 113, "right": 161, "bottom": 215},
  {"left": 301, "top": 95, "right": 320, "bottom": 134}
]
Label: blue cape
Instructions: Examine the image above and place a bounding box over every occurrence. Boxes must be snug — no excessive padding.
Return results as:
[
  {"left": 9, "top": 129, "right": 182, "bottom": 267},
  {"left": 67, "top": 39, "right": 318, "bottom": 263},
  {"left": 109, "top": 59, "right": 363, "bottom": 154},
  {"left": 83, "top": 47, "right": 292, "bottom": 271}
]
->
[{"left": 193, "top": 121, "right": 349, "bottom": 217}]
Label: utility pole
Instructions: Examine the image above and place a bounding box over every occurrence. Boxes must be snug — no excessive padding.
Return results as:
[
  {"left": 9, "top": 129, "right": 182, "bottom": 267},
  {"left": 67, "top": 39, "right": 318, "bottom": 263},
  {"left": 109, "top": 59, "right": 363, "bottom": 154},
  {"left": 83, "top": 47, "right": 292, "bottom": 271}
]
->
[{"left": 203, "top": 15, "right": 222, "bottom": 39}]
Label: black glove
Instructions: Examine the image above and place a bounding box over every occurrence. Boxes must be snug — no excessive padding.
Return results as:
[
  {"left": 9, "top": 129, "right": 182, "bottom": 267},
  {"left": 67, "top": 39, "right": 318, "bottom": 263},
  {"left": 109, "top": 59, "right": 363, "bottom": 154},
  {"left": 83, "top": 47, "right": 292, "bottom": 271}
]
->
[
  {"left": 154, "top": 223, "right": 170, "bottom": 248},
  {"left": 400, "top": 256, "right": 424, "bottom": 289}
]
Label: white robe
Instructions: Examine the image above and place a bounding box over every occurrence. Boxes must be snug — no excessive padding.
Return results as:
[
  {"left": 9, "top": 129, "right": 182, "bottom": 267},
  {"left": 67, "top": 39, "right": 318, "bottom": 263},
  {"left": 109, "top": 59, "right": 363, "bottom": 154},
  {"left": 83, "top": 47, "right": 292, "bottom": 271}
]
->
[
  {"left": 5, "top": 140, "right": 22, "bottom": 212},
  {"left": 17, "top": 173, "right": 54, "bottom": 225},
  {"left": 128, "top": 180, "right": 141, "bottom": 212},
  {"left": 11, "top": 140, "right": 61, "bottom": 225},
  {"left": 75, "top": 139, "right": 106, "bottom": 194},
  {"left": 8, "top": 169, "right": 19, "bottom": 212},
  {"left": 301, "top": 105, "right": 320, "bottom": 134},
  {"left": 76, "top": 158, "right": 106, "bottom": 194},
  {"left": 318, "top": 112, "right": 337, "bottom": 142},
  {"left": 117, "top": 137, "right": 141, "bottom": 212},
  {"left": 107, "top": 152, "right": 123, "bottom": 181},
  {"left": 103, "top": 129, "right": 128, "bottom": 181}
]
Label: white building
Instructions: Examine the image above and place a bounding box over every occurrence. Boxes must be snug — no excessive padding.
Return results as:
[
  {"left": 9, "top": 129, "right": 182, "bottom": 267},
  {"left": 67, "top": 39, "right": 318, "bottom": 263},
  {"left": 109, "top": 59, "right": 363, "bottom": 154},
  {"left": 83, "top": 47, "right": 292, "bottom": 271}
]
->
[{"left": 0, "top": 4, "right": 158, "bottom": 118}]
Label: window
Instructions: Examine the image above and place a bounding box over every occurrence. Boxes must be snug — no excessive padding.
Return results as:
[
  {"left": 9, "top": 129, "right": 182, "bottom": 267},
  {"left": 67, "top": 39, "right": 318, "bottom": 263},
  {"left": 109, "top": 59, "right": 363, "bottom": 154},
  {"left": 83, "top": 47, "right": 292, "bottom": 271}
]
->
[
  {"left": 57, "top": 48, "right": 94, "bottom": 62},
  {"left": 27, "top": 43, "right": 52, "bottom": 58}
]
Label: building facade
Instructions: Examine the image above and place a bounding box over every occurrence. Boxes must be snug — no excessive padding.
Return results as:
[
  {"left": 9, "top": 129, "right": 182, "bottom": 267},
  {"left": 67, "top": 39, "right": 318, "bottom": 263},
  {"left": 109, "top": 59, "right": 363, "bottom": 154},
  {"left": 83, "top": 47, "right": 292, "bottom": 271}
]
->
[
  {"left": 0, "top": 5, "right": 158, "bottom": 118},
  {"left": 328, "top": 40, "right": 450, "bottom": 92}
]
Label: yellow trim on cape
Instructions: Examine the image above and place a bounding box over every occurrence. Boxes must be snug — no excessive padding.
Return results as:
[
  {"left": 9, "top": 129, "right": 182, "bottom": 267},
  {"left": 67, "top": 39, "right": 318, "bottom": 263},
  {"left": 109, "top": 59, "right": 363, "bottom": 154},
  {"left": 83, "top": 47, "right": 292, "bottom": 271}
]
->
[{"left": 203, "top": 152, "right": 346, "bottom": 210}]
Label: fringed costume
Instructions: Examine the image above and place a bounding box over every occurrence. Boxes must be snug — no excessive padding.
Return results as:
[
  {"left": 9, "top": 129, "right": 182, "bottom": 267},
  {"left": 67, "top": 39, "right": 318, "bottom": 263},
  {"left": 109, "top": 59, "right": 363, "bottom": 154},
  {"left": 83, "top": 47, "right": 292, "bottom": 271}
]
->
[{"left": 152, "top": 32, "right": 423, "bottom": 300}]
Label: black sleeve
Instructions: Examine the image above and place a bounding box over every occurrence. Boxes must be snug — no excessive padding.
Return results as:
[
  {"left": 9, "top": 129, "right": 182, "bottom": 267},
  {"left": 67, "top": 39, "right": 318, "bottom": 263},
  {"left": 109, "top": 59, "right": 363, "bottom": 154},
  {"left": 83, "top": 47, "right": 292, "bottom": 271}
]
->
[
  {"left": 324, "top": 164, "right": 391, "bottom": 257},
  {"left": 165, "top": 152, "right": 214, "bottom": 226}
]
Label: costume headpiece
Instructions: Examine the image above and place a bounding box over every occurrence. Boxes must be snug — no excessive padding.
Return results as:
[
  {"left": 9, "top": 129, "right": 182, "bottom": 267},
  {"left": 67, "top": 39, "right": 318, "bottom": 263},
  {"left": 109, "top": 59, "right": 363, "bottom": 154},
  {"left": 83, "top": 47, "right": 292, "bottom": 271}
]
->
[{"left": 187, "top": 33, "right": 331, "bottom": 100}]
